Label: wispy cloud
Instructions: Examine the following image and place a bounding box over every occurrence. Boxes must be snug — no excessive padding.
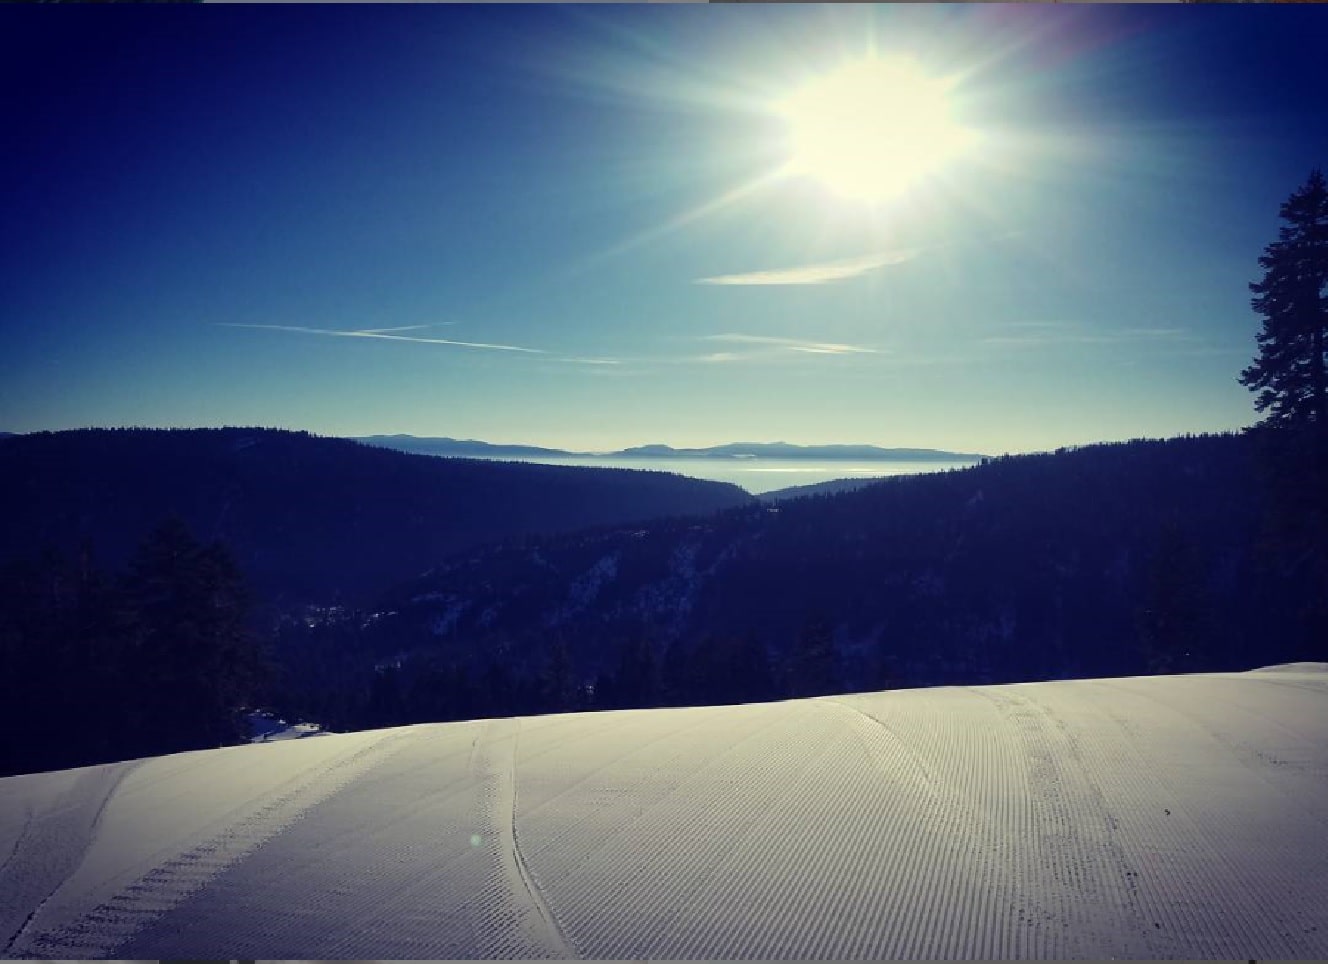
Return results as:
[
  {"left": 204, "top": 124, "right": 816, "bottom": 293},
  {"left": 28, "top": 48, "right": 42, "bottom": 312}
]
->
[
  {"left": 702, "top": 333, "right": 880, "bottom": 355},
  {"left": 696, "top": 248, "right": 918, "bottom": 286},
  {"left": 217, "top": 323, "right": 544, "bottom": 354},
  {"left": 353, "top": 324, "right": 453, "bottom": 335}
]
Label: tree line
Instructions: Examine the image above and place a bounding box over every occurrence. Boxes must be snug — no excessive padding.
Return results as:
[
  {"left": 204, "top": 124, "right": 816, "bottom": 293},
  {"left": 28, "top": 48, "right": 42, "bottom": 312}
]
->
[
  {"left": 0, "top": 518, "right": 266, "bottom": 777},
  {"left": 270, "top": 609, "right": 846, "bottom": 734},
  {"left": 0, "top": 426, "right": 750, "bottom": 610}
]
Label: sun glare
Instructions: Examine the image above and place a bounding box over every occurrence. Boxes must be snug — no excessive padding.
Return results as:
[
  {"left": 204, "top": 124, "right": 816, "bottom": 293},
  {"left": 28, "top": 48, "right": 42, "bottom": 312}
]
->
[{"left": 776, "top": 58, "right": 975, "bottom": 203}]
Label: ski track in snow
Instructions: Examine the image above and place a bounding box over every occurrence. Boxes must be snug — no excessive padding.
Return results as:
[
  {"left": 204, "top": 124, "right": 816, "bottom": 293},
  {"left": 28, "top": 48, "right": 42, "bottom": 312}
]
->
[
  {"left": 0, "top": 761, "right": 138, "bottom": 955},
  {"left": 5, "top": 729, "right": 416, "bottom": 959},
  {"left": 480, "top": 718, "right": 575, "bottom": 959},
  {"left": 104, "top": 720, "right": 572, "bottom": 960},
  {"left": 0, "top": 668, "right": 1325, "bottom": 959}
]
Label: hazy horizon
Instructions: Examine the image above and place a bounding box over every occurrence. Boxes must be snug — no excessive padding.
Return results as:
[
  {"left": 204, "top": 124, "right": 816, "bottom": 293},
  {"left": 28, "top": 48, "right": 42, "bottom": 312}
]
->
[
  {"left": 4, "top": 5, "right": 1326, "bottom": 452},
  {"left": 3, "top": 421, "right": 1241, "bottom": 459}
]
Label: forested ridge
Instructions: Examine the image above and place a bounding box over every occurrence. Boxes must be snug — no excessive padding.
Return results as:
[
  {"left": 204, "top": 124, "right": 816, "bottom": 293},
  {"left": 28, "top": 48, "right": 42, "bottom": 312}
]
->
[
  {"left": 271, "top": 431, "right": 1323, "bottom": 733},
  {"left": 3, "top": 429, "right": 1322, "bottom": 776},
  {"left": 0, "top": 427, "right": 752, "bottom": 606}
]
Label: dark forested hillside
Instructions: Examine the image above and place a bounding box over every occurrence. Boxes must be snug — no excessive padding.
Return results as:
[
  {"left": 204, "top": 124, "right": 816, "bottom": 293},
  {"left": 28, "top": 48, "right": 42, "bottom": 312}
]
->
[
  {"left": 277, "top": 432, "right": 1322, "bottom": 729},
  {"left": 0, "top": 428, "right": 753, "bottom": 605},
  {"left": 8, "top": 429, "right": 1320, "bottom": 768},
  {"left": 0, "top": 518, "right": 266, "bottom": 777}
]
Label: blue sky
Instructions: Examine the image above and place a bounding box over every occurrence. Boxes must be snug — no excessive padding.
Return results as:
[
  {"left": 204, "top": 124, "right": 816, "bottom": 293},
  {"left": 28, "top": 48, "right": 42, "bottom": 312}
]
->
[{"left": 2, "top": 4, "right": 1326, "bottom": 454}]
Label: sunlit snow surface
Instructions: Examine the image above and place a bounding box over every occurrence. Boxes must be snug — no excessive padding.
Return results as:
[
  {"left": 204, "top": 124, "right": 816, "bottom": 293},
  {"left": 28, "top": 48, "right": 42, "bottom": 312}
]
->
[{"left": 2, "top": 666, "right": 1326, "bottom": 959}]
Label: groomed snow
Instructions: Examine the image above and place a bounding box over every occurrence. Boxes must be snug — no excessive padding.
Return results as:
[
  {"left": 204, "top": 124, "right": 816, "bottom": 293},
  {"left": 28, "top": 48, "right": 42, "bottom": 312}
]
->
[{"left": 2, "top": 667, "right": 1325, "bottom": 959}]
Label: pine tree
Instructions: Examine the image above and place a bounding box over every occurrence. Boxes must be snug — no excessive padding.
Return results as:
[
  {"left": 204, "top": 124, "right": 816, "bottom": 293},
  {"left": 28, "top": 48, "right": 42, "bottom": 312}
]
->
[
  {"left": 603, "top": 635, "right": 660, "bottom": 709},
  {"left": 1240, "top": 169, "right": 1328, "bottom": 437},
  {"left": 665, "top": 632, "right": 774, "bottom": 707},
  {"left": 1240, "top": 170, "right": 1328, "bottom": 657},
  {"left": 728, "top": 632, "right": 776, "bottom": 705},
  {"left": 1136, "top": 524, "right": 1211, "bottom": 675},
  {"left": 366, "top": 664, "right": 406, "bottom": 728},
  {"left": 538, "top": 635, "right": 579, "bottom": 713},
  {"left": 661, "top": 636, "right": 698, "bottom": 707},
  {"left": 788, "top": 614, "right": 838, "bottom": 698},
  {"left": 122, "top": 517, "right": 262, "bottom": 754}
]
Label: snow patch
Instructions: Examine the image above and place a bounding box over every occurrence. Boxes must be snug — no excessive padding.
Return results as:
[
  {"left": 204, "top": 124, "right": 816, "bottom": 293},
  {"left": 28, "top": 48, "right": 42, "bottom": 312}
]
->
[
  {"left": 428, "top": 597, "right": 469, "bottom": 637},
  {"left": 247, "top": 712, "right": 326, "bottom": 742},
  {"left": 546, "top": 552, "right": 620, "bottom": 626}
]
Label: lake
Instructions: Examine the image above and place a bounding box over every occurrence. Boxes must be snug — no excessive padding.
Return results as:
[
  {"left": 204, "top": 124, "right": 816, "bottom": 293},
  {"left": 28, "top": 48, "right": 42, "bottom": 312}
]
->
[{"left": 463, "top": 455, "right": 982, "bottom": 495}]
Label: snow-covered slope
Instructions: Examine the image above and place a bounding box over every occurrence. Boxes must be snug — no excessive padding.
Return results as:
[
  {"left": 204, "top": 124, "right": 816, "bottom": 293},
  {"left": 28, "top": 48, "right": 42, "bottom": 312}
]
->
[{"left": 2, "top": 666, "right": 1326, "bottom": 959}]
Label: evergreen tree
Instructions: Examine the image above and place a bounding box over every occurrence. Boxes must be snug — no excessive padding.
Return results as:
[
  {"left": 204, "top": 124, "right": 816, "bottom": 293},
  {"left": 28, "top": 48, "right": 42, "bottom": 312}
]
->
[
  {"left": 660, "top": 632, "right": 774, "bottom": 708},
  {"left": 537, "top": 635, "right": 580, "bottom": 713},
  {"left": 122, "top": 517, "right": 263, "bottom": 754},
  {"left": 366, "top": 664, "right": 405, "bottom": 728},
  {"left": 477, "top": 660, "right": 515, "bottom": 718},
  {"left": 661, "top": 636, "right": 699, "bottom": 707},
  {"left": 727, "top": 632, "right": 776, "bottom": 705},
  {"left": 0, "top": 551, "right": 75, "bottom": 774},
  {"left": 67, "top": 546, "right": 133, "bottom": 762},
  {"left": 1240, "top": 169, "right": 1328, "bottom": 437},
  {"left": 697, "top": 632, "right": 775, "bottom": 706},
  {"left": 788, "top": 614, "right": 838, "bottom": 698},
  {"left": 1240, "top": 170, "right": 1328, "bottom": 656},
  {"left": 601, "top": 635, "right": 661, "bottom": 709},
  {"left": 873, "top": 632, "right": 904, "bottom": 691},
  {"left": 1136, "top": 524, "right": 1212, "bottom": 675}
]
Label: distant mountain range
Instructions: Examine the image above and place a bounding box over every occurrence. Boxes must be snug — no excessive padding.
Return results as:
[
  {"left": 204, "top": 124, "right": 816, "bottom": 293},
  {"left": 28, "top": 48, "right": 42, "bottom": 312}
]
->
[
  {"left": 355, "top": 435, "right": 985, "bottom": 462},
  {"left": 354, "top": 435, "right": 573, "bottom": 459}
]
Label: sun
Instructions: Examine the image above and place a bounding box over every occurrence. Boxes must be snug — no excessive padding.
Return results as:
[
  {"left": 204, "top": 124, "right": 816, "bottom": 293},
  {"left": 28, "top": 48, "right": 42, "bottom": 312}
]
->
[{"left": 776, "top": 57, "right": 975, "bottom": 203}]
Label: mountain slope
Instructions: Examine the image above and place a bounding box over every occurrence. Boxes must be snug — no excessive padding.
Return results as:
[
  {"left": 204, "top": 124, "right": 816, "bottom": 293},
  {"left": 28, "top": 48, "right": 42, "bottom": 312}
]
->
[
  {"left": 2, "top": 666, "right": 1324, "bottom": 959},
  {"left": 0, "top": 428, "right": 752, "bottom": 603},
  {"left": 355, "top": 434, "right": 573, "bottom": 459},
  {"left": 367, "top": 432, "right": 1298, "bottom": 691},
  {"left": 757, "top": 475, "right": 886, "bottom": 502}
]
